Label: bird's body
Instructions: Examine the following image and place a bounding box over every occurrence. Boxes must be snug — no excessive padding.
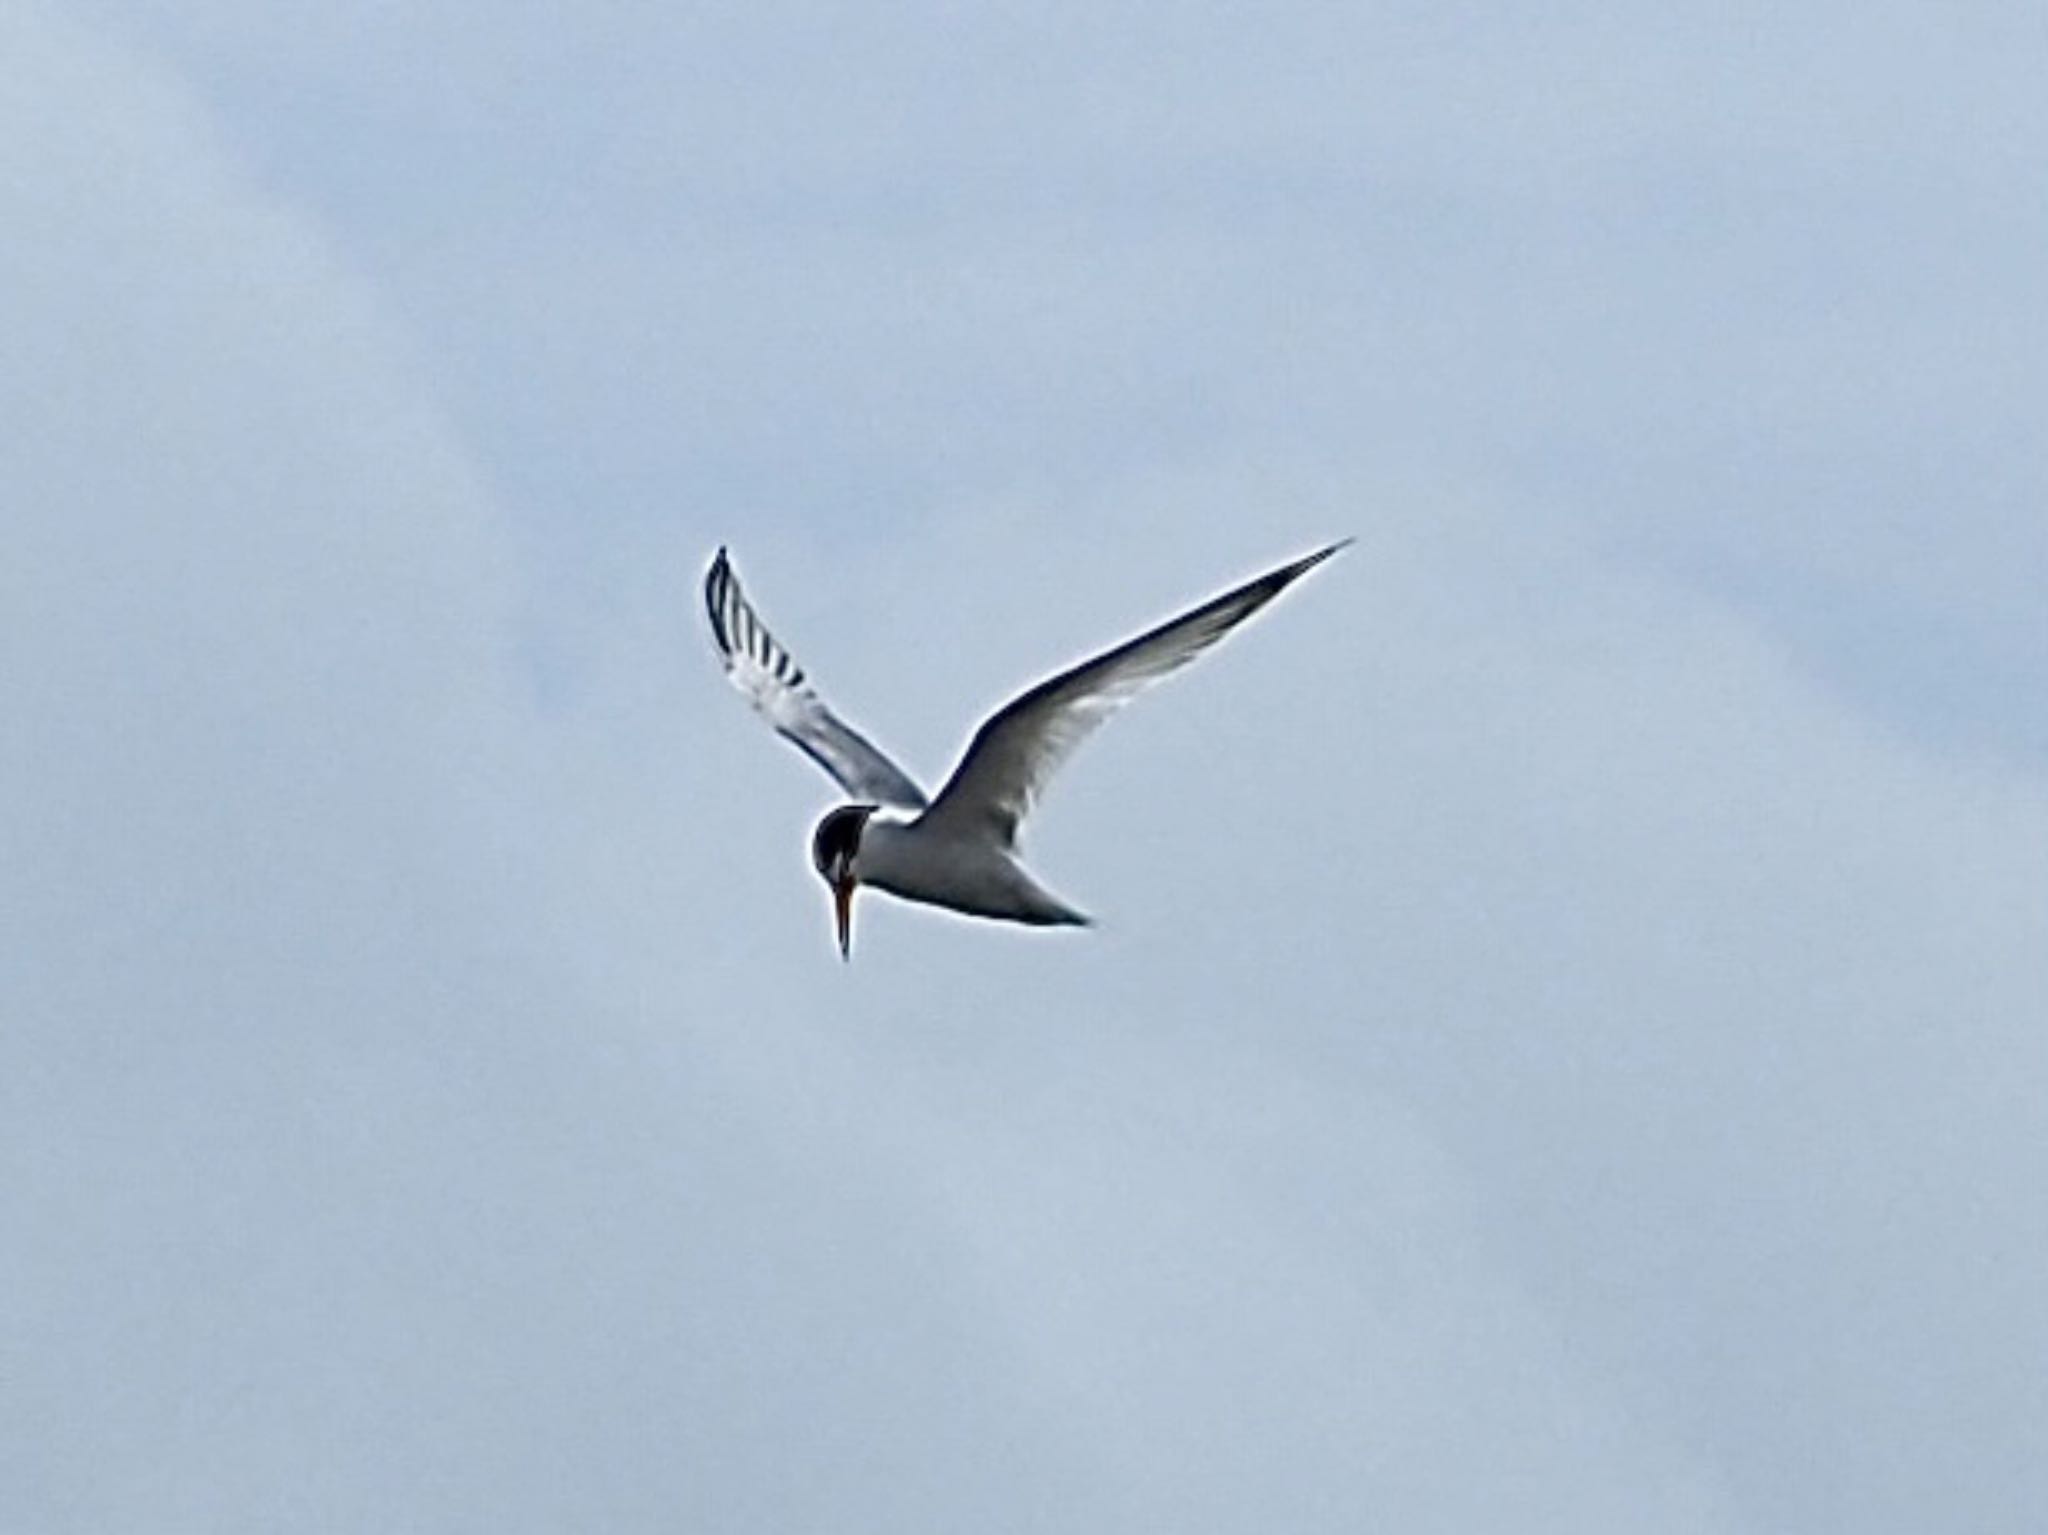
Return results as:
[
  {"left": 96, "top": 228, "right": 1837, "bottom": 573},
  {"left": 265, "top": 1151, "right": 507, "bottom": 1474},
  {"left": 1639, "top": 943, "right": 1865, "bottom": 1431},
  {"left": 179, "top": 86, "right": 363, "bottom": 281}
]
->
[
  {"left": 855, "top": 813, "right": 1090, "bottom": 927},
  {"left": 705, "top": 540, "right": 1347, "bottom": 956}
]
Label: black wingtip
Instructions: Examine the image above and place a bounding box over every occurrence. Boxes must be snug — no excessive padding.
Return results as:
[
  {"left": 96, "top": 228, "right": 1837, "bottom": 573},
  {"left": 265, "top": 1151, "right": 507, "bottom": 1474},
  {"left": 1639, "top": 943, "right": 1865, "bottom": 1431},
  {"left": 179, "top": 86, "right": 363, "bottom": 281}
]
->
[
  {"left": 1302, "top": 537, "right": 1354, "bottom": 569},
  {"left": 704, "top": 547, "right": 733, "bottom": 651},
  {"left": 1265, "top": 538, "right": 1353, "bottom": 592},
  {"left": 1246, "top": 539, "right": 1352, "bottom": 604}
]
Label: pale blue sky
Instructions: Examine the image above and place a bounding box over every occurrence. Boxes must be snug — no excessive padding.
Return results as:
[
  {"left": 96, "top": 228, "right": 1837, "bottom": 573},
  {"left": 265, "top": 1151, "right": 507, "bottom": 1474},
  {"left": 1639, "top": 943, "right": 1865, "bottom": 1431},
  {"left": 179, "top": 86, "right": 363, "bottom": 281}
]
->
[
  {"left": 139, "top": 0, "right": 2045, "bottom": 756},
  {"left": 6, "top": 3, "right": 2045, "bottom": 1531}
]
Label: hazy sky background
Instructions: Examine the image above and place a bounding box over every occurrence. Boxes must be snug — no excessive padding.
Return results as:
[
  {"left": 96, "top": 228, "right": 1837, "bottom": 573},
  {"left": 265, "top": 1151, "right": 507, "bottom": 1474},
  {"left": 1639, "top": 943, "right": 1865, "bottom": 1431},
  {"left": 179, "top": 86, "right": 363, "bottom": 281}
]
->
[{"left": 6, "top": 2, "right": 2045, "bottom": 1530}]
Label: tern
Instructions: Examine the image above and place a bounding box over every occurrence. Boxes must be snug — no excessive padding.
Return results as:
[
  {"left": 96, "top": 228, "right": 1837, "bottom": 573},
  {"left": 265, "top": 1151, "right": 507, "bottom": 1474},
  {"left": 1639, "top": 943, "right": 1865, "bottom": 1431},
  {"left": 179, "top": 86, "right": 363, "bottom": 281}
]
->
[{"left": 705, "top": 540, "right": 1348, "bottom": 957}]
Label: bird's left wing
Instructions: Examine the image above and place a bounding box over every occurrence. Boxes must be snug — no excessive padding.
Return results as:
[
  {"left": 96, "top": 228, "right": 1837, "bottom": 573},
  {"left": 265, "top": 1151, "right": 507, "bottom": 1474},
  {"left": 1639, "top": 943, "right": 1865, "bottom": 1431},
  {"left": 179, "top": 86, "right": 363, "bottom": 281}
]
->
[
  {"left": 704, "top": 548, "right": 929, "bottom": 810},
  {"left": 917, "top": 541, "right": 1348, "bottom": 848}
]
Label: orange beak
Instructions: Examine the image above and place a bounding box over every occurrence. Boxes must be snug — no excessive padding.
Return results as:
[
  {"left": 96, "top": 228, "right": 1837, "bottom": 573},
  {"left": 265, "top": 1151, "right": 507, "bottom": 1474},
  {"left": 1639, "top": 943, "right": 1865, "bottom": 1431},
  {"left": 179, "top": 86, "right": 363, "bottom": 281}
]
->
[{"left": 832, "top": 875, "right": 856, "bottom": 961}]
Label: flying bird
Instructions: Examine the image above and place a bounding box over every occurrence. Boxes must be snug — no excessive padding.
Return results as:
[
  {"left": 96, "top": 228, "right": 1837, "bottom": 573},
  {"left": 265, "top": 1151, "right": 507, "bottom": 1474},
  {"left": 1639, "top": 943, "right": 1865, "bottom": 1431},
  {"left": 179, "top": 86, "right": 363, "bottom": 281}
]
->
[{"left": 704, "top": 540, "right": 1348, "bottom": 957}]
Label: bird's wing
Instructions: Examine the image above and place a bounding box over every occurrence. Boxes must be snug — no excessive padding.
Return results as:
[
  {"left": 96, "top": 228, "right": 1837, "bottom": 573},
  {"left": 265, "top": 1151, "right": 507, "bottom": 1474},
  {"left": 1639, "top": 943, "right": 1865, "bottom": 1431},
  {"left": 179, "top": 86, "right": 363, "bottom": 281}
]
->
[
  {"left": 704, "top": 548, "right": 929, "bottom": 810},
  {"left": 917, "top": 541, "right": 1348, "bottom": 847}
]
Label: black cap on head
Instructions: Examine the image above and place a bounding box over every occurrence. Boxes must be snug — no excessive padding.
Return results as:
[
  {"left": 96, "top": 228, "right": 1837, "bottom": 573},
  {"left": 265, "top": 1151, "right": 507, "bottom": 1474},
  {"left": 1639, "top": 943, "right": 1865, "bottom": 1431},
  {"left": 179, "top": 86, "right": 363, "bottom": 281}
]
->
[{"left": 811, "top": 804, "right": 875, "bottom": 879}]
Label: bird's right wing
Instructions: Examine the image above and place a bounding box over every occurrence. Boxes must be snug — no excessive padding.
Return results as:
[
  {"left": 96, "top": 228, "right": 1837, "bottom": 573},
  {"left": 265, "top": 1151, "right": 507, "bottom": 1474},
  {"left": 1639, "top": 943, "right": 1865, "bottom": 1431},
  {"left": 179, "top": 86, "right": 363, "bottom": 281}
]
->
[{"left": 704, "top": 548, "right": 929, "bottom": 810}]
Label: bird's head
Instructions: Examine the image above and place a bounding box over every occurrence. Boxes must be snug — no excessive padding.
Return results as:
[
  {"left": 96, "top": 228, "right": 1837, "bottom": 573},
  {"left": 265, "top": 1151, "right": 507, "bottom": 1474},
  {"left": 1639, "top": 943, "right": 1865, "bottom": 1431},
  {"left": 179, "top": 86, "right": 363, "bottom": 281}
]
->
[{"left": 810, "top": 804, "right": 877, "bottom": 960}]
